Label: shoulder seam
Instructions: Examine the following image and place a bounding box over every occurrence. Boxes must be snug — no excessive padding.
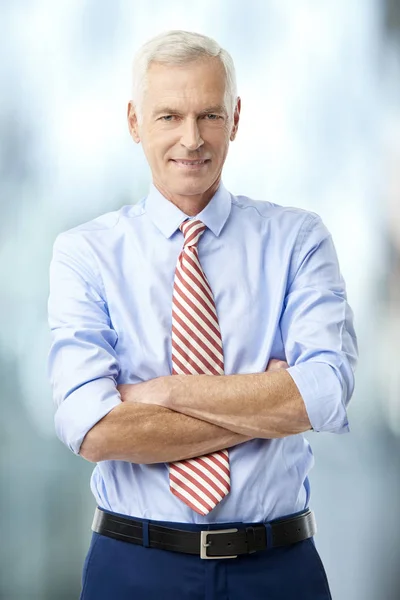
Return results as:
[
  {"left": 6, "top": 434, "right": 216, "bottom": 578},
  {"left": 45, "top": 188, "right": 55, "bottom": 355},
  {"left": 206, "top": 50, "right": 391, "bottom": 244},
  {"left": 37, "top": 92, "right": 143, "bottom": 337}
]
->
[
  {"left": 231, "top": 196, "right": 314, "bottom": 221},
  {"left": 62, "top": 201, "right": 146, "bottom": 233},
  {"left": 288, "top": 213, "right": 324, "bottom": 290},
  {"left": 231, "top": 196, "right": 271, "bottom": 219}
]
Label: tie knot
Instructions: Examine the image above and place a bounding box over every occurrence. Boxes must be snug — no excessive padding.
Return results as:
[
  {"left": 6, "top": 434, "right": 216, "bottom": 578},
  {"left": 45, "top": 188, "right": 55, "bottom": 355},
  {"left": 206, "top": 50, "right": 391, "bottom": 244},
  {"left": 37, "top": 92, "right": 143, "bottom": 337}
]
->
[{"left": 180, "top": 219, "right": 206, "bottom": 248}]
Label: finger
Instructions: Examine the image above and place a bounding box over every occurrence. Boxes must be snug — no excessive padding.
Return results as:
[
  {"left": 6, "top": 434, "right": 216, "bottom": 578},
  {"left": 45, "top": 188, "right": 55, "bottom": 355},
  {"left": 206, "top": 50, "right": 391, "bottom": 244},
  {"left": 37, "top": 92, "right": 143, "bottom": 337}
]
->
[
  {"left": 266, "top": 359, "right": 289, "bottom": 371},
  {"left": 266, "top": 359, "right": 279, "bottom": 368}
]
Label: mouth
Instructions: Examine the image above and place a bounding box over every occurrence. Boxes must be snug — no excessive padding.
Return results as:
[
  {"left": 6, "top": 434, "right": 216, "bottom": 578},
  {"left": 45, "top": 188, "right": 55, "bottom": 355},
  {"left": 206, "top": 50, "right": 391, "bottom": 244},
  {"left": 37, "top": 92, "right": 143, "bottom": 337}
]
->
[{"left": 170, "top": 159, "right": 211, "bottom": 170}]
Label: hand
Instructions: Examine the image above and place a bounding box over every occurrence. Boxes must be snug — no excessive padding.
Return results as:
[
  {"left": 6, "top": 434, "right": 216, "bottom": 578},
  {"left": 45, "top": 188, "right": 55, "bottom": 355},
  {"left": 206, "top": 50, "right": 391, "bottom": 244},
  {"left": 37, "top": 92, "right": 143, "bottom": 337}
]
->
[
  {"left": 266, "top": 358, "right": 289, "bottom": 372},
  {"left": 116, "top": 383, "right": 133, "bottom": 402},
  {"left": 117, "top": 377, "right": 174, "bottom": 406}
]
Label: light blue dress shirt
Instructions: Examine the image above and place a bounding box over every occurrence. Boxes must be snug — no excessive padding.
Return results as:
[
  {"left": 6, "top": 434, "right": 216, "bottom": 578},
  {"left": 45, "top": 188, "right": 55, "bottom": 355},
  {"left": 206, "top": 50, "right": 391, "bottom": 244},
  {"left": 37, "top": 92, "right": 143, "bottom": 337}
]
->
[{"left": 47, "top": 182, "right": 358, "bottom": 524}]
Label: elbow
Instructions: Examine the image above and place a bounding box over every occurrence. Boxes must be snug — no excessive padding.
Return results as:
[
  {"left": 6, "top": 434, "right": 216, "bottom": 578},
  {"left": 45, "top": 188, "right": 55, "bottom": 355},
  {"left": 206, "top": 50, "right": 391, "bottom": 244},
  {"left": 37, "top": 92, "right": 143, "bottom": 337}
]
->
[
  {"left": 53, "top": 380, "right": 123, "bottom": 461},
  {"left": 79, "top": 431, "right": 99, "bottom": 463},
  {"left": 54, "top": 406, "right": 102, "bottom": 461},
  {"left": 79, "top": 426, "right": 107, "bottom": 463},
  {"left": 287, "top": 360, "right": 353, "bottom": 434},
  {"left": 313, "top": 363, "right": 352, "bottom": 434}
]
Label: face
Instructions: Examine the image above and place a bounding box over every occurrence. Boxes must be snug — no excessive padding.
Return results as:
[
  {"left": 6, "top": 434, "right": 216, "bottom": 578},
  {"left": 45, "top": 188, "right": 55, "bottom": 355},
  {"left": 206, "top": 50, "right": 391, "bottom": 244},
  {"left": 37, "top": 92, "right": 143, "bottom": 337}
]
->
[{"left": 127, "top": 57, "right": 240, "bottom": 213}]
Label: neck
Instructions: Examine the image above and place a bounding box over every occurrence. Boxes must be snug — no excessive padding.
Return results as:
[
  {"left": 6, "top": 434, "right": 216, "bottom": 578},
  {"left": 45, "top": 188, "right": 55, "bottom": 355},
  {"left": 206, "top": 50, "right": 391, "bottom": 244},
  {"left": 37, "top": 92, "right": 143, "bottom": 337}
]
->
[{"left": 153, "top": 177, "right": 221, "bottom": 216}]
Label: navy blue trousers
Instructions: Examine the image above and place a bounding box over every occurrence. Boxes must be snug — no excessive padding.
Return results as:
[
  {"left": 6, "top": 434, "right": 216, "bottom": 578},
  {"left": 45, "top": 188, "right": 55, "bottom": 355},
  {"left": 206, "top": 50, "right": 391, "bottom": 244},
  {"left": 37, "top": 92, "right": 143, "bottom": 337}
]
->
[{"left": 80, "top": 509, "right": 332, "bottom": 599}]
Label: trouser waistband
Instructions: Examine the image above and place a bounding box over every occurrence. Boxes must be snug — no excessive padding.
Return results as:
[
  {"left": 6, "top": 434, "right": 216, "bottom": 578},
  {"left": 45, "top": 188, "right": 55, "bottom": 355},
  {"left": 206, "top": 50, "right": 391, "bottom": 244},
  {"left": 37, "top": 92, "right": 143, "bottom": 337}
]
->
[{"left": 91, "top": 506, "right": 317, "bottom": 559}]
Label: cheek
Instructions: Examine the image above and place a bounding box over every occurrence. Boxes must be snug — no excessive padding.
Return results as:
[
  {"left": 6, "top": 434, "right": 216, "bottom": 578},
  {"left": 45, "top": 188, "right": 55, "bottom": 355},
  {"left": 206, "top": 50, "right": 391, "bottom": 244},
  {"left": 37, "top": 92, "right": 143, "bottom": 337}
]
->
[
  {"left": 144, "top": 134, "right": 173, "bottom": 162},
  {"left": 155, "top": 133, "right": 177, "bottom": 157},
  {"left": 204, "top": 126, "right": 231, "bottom": 150},
  {"left": 209, "top": 135, "right": 230, "bottom": 158}
]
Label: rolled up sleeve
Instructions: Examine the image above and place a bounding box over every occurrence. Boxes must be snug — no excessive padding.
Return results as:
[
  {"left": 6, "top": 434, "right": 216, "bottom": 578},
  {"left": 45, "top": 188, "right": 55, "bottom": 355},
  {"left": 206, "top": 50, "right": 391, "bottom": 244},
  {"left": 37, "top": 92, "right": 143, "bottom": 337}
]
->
[
  {"left": 281, "top": 214, "right": 358, "bottom": 434},
  {"left": 47, "top": 232, "right": 122, "bottom": 455}
]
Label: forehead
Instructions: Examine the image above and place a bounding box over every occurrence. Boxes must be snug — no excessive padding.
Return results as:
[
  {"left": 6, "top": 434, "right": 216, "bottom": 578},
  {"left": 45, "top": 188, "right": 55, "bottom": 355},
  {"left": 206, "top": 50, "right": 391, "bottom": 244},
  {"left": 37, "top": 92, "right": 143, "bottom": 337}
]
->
[{"left": 144, "top": 57, "right": 227, "bottom": 111}]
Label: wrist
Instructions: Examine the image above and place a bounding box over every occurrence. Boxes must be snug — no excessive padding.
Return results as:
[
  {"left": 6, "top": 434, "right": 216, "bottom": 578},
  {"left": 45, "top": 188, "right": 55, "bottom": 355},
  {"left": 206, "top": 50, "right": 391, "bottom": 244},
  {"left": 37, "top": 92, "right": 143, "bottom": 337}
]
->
[
  {"left": 168, "top": 373, "right": 211, "bottom": 412},
  {"left": 167, "top": 374, "right": 186, "bottom": 409}
]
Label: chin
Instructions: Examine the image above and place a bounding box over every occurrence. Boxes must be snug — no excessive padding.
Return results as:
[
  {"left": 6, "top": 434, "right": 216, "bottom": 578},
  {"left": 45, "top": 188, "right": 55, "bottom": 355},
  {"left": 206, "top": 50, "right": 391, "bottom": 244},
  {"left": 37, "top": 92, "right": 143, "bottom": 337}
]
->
[{"left": 172, "top": 181, "right": 210, "bottom": 197}]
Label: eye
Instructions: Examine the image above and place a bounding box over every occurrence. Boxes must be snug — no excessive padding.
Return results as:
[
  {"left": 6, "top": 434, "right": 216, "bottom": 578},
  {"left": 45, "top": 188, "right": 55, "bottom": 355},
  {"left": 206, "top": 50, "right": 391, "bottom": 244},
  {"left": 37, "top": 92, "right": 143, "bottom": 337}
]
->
[
  {"left": 204, "top": 114, "right": 221, "bottom": 120},
  {"left": 159, "top": 115, "right": 176, "bottom": 122}
]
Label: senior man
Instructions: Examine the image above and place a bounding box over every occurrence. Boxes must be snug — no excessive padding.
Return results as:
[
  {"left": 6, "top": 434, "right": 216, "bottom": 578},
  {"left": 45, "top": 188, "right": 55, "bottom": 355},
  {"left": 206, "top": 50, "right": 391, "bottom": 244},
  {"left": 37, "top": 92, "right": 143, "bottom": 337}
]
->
[{"left": 47, "top": 30, "right": 358, "bottom": 600}]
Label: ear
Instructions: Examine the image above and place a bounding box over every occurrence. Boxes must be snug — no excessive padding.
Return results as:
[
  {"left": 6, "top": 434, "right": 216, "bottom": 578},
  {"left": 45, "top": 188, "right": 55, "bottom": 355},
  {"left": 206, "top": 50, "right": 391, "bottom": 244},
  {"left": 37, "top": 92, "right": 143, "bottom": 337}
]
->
[
  {"left": 230, "top": 97, "right": 241, "bottom": 142},
  {"left": 127, "top": 101, "right": 141, "bottom": 143}
]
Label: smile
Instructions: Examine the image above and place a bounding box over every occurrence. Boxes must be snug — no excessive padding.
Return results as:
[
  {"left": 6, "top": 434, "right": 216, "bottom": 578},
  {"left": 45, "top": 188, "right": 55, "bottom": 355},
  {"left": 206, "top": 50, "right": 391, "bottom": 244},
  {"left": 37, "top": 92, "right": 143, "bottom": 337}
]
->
[{"left": 171, "top": 159, "right": 210, "bottom": 169}]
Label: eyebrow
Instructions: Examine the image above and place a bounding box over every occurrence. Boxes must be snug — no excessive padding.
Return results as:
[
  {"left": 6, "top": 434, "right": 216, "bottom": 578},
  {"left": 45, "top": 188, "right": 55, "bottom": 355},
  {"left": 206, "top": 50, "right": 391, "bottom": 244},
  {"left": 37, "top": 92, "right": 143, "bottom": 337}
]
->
[{"left": 152, "top": 105, "right": 227, "bottom": 117}]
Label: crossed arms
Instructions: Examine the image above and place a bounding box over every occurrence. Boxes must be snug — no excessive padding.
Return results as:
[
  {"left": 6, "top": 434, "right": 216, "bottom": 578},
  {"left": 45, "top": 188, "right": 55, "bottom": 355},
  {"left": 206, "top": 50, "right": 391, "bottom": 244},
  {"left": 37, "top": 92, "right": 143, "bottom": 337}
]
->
[
  {"left": 80, "top": 359, "right": 307, "bottom": 463},
  {"left": 48, "top": 216, "right": 358, "bottom": 466}
]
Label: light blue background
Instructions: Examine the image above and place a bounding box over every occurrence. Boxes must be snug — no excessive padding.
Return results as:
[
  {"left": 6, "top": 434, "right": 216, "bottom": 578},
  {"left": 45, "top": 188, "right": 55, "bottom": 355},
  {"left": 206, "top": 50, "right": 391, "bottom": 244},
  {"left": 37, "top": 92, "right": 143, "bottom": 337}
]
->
[{"left": 1, "top": 1, "right": 399, "bottom": 598}]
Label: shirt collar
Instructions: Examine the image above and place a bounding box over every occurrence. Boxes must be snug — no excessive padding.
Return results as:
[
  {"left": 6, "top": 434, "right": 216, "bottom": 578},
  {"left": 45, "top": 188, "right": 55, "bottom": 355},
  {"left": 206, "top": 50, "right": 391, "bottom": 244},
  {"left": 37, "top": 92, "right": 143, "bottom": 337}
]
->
[{"left": 145, "top": 181, "right": 232, "bottom": 239}]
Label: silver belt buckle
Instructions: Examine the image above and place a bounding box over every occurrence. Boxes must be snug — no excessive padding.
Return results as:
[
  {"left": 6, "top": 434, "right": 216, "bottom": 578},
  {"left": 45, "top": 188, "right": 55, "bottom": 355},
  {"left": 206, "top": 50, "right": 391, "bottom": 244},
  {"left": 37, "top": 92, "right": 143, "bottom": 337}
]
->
[{"left": 200, "top": 528, "right": 238, "bottom": 559}]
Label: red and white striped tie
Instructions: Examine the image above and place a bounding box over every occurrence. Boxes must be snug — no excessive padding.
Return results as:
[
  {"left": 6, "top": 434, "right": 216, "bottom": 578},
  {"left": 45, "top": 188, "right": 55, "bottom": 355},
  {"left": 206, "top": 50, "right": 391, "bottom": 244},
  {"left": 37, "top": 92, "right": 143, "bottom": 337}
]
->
[{"left": 169, "top": 218, "right": 230, "bottom": 515}]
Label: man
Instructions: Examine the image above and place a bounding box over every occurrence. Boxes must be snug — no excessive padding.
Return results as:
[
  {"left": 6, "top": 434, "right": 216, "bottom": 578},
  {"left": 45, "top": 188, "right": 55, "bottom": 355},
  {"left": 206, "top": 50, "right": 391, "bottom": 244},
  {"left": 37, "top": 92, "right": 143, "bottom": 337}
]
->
[{"left": 47, "top": 30, "right": 358, "bottom": 599}]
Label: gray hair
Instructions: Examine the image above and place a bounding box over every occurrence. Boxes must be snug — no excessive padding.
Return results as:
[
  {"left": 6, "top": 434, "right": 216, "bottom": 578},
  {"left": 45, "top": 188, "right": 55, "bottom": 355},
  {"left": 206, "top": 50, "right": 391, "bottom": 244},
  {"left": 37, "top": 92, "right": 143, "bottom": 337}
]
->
[{"left": 131, "top": 30, "right": 237, "bottom": 123}]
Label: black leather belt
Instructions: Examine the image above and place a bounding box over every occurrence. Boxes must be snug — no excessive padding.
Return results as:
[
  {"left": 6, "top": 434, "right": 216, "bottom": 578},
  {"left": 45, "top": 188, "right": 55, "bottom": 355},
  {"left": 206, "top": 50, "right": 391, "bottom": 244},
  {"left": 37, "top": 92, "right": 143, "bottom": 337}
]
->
[{"left": 91, "top": 507, "right": 317, "bottom": 559}]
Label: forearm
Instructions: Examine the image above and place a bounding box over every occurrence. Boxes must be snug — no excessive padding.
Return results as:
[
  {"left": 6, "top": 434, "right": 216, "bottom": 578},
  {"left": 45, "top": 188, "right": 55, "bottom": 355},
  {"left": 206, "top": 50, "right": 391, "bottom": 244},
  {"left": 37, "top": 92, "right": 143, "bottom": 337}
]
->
[
  {"left": 163, "top": 370, "right": 311, "bottom": 438},
  {"left": 80, "top": 401, "right": 252, "bottom": 464}
]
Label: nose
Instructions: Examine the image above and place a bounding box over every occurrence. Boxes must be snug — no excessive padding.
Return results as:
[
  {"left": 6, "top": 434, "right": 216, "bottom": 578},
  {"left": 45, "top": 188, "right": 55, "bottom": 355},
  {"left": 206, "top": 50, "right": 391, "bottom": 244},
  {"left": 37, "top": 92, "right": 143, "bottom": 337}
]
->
[{"left": 180, "top": 118, "right": 204, "bottom": 152}]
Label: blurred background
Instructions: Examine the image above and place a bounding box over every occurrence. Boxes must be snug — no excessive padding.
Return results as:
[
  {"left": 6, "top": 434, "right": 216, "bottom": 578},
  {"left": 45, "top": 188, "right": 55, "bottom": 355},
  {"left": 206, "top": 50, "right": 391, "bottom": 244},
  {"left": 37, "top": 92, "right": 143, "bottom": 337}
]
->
[{"left": 0, "top": 0, "right": 399, "bottom": 598}]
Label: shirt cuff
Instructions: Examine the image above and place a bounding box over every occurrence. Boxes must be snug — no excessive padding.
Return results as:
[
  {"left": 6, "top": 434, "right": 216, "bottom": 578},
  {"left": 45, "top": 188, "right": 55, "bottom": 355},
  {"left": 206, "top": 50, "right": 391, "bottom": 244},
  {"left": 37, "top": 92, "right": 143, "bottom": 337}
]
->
[
  {"left": 286, "top": 362, "right": 349, "bottom": 434},
  {"left": 54, "top": 376, "right": 122, "bottom": 455}
]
